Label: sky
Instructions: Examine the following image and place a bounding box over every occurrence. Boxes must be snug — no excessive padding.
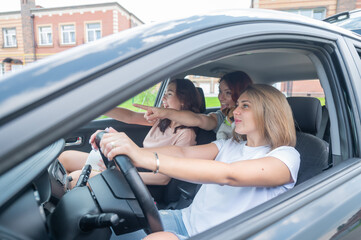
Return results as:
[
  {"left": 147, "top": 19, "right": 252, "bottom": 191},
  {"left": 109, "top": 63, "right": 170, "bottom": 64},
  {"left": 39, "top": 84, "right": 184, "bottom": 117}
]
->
[{"left": 0, "top": 0, "right": 251, "bottom": 23}]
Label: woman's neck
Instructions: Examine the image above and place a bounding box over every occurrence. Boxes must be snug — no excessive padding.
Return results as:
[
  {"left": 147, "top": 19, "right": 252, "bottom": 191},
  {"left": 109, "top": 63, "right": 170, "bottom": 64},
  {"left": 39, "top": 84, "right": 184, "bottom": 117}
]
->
[{"left": 246, "top": 134, "right": 268, "bottom": 147}]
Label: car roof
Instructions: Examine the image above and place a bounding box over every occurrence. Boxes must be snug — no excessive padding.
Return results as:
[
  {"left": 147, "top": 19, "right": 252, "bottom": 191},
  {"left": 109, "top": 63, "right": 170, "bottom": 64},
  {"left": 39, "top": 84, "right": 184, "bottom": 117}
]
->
[
  {"left": 0, "top": 8, "right": 358, "bottom": 174},
  {"left": 0, "top": 9, "right": 352, "bottom": 122}
]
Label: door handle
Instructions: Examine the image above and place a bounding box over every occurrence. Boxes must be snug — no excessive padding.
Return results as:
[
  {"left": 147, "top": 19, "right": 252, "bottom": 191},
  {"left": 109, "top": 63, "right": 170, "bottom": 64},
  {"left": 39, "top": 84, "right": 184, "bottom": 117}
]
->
[{"left": 65, "top": 136, "right": 83, "bottom": 147}]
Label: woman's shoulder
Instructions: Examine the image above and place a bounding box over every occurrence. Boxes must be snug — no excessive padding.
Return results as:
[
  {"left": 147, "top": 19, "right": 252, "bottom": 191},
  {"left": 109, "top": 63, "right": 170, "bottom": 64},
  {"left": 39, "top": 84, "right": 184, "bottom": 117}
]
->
[
  {"left": 269, "top": 145, "right": 299, "bottom": 155},
  {"left": 175, "top": 127, "right": 197, "bottom": 138},
  {"left": 267, "top": 145, "right": 300, "bottom": 167},
  {"left": 213, "top": 137, "right": 244, "bottom": 149},
  {"left": 172, "top": 127, "right": 197, "bottom": 146}
]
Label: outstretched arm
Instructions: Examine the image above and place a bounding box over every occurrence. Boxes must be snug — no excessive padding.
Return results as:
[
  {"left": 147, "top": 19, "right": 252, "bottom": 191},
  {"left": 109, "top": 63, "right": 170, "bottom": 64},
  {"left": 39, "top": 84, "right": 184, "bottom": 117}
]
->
[
  {"left": 134, "top": 104, "right": 218, "bottom": 131},
  {"left": 99, "top": 132, "right": 293, "bottom": 187},
  {"left": 105, "top": 107, "right": 152, "bottom": 126}
]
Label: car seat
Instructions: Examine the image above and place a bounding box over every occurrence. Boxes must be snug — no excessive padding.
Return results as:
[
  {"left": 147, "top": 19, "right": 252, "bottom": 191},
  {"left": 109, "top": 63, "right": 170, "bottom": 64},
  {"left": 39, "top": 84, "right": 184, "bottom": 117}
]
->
[{"left": 287, "top": 97, "right": 330, "bottom": 185}]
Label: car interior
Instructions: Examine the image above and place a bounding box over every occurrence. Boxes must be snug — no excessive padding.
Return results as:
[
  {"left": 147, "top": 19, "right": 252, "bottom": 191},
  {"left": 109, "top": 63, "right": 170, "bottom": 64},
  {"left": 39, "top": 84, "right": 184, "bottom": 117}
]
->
[
  {"left": 62, "top": 45, "right": 333, "bottom": 208},
  {"left": 3, "top": 37, "right": 352, "bottom": 239}
]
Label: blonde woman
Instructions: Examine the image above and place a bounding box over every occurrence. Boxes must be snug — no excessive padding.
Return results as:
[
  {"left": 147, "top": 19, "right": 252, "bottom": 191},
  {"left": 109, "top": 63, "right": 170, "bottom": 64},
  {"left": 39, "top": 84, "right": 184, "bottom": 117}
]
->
[{"left": 93, "top": 84, "right": 300, "bottom": 240}]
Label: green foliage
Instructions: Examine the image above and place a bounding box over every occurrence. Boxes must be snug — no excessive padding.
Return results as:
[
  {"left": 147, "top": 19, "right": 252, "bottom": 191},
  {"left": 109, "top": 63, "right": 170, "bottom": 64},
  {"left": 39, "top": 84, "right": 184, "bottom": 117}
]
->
[
  {"left": 132, "top": 84, "right": 158, "bottom": 107},
  {"left": 97, "top": 85, "right": 158, "bottom": 119},
  {"left": 205, "top": 96, "right": 220, "bottom": 108},
  {"left": 317, "top": 97, "right": 325, "bottom": 106}
]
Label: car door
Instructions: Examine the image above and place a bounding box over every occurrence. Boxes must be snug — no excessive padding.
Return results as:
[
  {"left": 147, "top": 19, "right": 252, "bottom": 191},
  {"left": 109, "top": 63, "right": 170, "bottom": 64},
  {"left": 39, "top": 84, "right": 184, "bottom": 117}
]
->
[
  {"left": 184, "top": 24, "right": 361, "bottom": 240},
  {"left": 62, "top": 82, "right": 164, "bottom": 153}
]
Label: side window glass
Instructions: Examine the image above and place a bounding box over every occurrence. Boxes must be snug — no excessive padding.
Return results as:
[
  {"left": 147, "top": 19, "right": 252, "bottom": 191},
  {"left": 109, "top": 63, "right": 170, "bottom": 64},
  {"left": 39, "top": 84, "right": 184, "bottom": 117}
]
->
[
  {"left": 186, "top": 75, "right": 221, "bottom": 108},
  {"left": 275, "top": 79, "right": 325, "bottom": 105},
  {"left": 98, "top": 82, "right": 161, "bottom": 119}
]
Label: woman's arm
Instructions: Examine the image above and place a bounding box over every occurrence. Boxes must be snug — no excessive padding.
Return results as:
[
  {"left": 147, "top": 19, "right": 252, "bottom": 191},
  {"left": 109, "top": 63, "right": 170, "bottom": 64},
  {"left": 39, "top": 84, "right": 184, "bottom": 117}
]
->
[
  {"left": 140, "top": 172, "right": 171, "bottom": 185},
  {"left": 132, "top": 151, "right": 291, "bottom": 186},
  {"left": 134, "top": 104, "right": 218, "bottom": 130},
  {"left": 105, "top": 107, "right": 152, "bottom": 126},
  {"left": 99, "top": 132, "right": 292, "bottom": 187}
]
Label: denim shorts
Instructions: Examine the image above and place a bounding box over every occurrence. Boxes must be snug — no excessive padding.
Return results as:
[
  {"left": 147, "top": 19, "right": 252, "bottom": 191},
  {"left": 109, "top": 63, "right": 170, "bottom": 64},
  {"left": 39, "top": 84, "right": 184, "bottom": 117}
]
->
[
  {"left": 159, "top": 209, "right": 189, "bottom": 239},
  {"left": 115, "top": 209, "right": 189, "bottom": 240}
]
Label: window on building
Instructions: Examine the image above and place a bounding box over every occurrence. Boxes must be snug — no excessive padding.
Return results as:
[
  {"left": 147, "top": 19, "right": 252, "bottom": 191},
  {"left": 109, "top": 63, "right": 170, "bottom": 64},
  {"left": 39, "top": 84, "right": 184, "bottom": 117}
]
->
[
  {"left": 313, "top": 9, "right": 326, "bottom": 20},
  {"left": 86, "top": 23, "right": 101, "bottom": 42},
  {"left": 2, "top": 28, "right": 17, "bottom": 47},
  {"left": 274, "top": 79, "right": 325, "bottom": 105},
  {"left": 61, "top": 24, "right": 75, "bottom": 45},
  {"left": 0, "top": 63, "right": 4, "bottom": 78},
  {"left": 11, "top": 64, "right": 23, "bottom": 73},
  {"left": 285, "top": 8, "right": 326, "bottom": 20},
  {"left": 186, "top": 75, "right": 221, "bottom": 108},
  {"left": 38, "top": 26, "right": 52, "bottom": 45}
]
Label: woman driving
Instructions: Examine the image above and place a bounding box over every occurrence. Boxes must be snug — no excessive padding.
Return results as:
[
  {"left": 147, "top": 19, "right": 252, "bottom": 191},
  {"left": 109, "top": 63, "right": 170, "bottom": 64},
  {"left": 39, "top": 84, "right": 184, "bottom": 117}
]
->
[{"left": 91, "top": 84, "right": 300, "bottom": 240}]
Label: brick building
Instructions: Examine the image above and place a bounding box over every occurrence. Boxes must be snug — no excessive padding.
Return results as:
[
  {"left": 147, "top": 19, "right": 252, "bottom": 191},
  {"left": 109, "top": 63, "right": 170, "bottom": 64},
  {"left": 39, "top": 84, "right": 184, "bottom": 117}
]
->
[
  {"left": 251, "top": 0, "right": 361, "bottom": 98},
  {"left": 254, "top": 0, "right": 361, "bottom": 19},
  {"left": 189, "top": 1, "right": 361, "bottom": 98},
  {"left": 0, "top": 0, "right": 142, "bottom": 77}
]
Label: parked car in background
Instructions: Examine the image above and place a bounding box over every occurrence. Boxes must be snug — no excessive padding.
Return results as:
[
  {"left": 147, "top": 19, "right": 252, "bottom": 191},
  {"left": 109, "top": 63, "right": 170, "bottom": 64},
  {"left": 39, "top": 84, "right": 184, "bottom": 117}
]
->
[
  {"left": 324, "top": 8, "right": 361, "bottom": 34},
  {"left": 1, "top": 9, "right": 361, "bottom": 240}
]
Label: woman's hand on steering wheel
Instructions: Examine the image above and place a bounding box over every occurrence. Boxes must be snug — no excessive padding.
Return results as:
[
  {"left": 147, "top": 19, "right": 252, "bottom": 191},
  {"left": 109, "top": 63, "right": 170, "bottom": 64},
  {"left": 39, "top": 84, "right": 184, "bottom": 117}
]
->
[
  {"left": 98, "top": 131, "right": 140, "bottom": 162},
  {"left": 89, "top": 127, "right": 116, "bottom": 150}
]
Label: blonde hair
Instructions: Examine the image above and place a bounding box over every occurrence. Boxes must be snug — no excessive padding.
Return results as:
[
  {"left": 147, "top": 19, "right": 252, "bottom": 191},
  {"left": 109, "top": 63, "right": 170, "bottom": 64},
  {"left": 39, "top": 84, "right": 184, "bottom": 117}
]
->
[{"left": 233, "top": 84, "right": 296, "bottom": 149}]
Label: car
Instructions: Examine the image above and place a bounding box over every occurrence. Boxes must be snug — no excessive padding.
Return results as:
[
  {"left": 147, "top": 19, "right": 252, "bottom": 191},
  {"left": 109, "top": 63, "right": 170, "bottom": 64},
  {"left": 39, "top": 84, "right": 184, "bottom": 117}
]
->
[
  {"left": 324, "top": 9, "right": 361, "bottom": 34},
  {"left": 1, "top": 8, "right": 361, "bottom": 240}
]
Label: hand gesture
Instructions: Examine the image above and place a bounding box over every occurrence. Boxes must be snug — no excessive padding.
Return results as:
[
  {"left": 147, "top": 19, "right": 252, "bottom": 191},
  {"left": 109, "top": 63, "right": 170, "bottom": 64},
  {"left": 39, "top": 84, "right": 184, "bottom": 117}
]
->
[{"left": 133, "top": 104, "right": 166, "bottom": 122}]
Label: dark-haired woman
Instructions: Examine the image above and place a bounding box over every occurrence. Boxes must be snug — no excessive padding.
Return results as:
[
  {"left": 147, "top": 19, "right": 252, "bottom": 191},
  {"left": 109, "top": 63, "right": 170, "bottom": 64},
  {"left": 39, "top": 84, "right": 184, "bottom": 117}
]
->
[{"left": 59, "top": 79, "right": 202, "bottom": 188}]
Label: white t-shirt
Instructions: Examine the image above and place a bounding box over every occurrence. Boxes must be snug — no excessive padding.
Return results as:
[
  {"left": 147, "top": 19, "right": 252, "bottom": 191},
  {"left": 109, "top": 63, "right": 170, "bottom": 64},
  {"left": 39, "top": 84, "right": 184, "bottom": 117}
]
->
[{"left": 181, "top": 139, "right": 300, "bottom": 236}]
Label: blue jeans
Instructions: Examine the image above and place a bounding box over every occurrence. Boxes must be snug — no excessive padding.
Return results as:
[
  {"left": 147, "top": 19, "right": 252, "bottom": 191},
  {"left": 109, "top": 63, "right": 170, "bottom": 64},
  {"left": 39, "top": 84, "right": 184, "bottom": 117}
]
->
[{"left": 114, "top": 210, "right": 189, "bottom": 240}]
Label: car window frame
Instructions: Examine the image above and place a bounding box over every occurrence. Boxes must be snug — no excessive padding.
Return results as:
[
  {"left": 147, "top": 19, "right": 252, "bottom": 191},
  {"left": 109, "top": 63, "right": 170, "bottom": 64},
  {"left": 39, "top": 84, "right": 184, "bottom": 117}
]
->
[
  {"left": 0, "top": 20, "right": 355, "bottom": 185},
  {"left": 2, "top": 18, "right": 361, "bottom": 240}
]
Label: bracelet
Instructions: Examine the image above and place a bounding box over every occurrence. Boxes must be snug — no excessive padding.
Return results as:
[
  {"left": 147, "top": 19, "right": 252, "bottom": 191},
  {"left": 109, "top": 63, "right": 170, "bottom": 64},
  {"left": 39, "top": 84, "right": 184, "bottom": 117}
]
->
[{"left": 153, "top": 152, "right": 159, "bottom": 174}]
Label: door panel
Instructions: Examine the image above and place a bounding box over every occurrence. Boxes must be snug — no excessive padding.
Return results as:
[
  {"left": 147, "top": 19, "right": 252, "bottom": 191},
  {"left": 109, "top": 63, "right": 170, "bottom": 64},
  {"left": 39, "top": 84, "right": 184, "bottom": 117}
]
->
[{"left": 63, "top": 118, "right": 151, "bottom": 153}]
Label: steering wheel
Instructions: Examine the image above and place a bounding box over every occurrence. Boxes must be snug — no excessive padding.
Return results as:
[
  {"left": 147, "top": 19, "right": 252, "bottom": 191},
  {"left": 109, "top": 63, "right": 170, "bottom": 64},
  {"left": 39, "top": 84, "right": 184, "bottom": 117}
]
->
[{"left": 95, "top": 131, "right": 163, "bottom": 234}]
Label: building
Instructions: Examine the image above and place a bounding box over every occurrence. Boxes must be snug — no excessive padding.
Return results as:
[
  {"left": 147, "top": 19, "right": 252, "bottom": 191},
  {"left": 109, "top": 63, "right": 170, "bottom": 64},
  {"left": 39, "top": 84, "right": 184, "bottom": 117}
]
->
[
  {"left": 0, "top": 0, "right": 143, "bottom": 76},
  {"left": 249, "top": 0, "right": 361, "bottom": 98},
  {"left": 254, "top": 0, "right": 361, "bottom": 19}
]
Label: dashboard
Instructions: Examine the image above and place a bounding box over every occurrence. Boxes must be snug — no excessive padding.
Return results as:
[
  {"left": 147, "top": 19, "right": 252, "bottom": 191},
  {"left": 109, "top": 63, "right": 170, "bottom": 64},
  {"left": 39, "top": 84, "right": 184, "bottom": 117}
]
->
[
  {"left": 0, "top": 138, "right": 154, "bottom": 239},
  {"left": 0, "top": 140, "right": 68, "bottom": 239}
]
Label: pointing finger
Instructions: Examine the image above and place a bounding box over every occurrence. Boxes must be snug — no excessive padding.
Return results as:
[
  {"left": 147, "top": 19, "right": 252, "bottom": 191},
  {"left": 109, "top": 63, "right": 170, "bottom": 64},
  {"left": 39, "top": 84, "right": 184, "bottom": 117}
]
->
[{"left": 133, "top": 104, "right": 151, "bottom": 110}]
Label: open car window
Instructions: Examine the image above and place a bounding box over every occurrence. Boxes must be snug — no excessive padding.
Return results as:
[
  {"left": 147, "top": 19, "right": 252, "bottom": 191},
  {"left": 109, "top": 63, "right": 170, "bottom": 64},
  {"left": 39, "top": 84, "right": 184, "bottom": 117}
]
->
[
  {"left": 2, "top": 11, "right": 361, "bottom": 240},
  {"left": 98, "top": 82, "right": 161, "bottom": 119},
  {"left": 186, "top": 75, "right": 221, "bottom": 109}
]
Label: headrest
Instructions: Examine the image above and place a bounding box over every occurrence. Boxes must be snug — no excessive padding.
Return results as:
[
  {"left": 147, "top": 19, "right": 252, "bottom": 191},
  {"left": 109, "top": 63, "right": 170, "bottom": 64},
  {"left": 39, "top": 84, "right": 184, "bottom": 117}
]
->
[
  {"left": 287, "top": 97, "right": 322, "bottom": 135},
  {"left": 196, "top": 87, "right": 206, "bottom": 113}
]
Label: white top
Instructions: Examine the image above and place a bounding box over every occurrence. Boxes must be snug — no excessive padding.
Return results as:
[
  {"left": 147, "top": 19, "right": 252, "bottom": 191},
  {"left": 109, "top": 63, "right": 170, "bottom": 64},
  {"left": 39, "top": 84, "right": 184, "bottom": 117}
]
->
[{"left": 181, "top": 139, "right": 300, "bottom": 236}]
